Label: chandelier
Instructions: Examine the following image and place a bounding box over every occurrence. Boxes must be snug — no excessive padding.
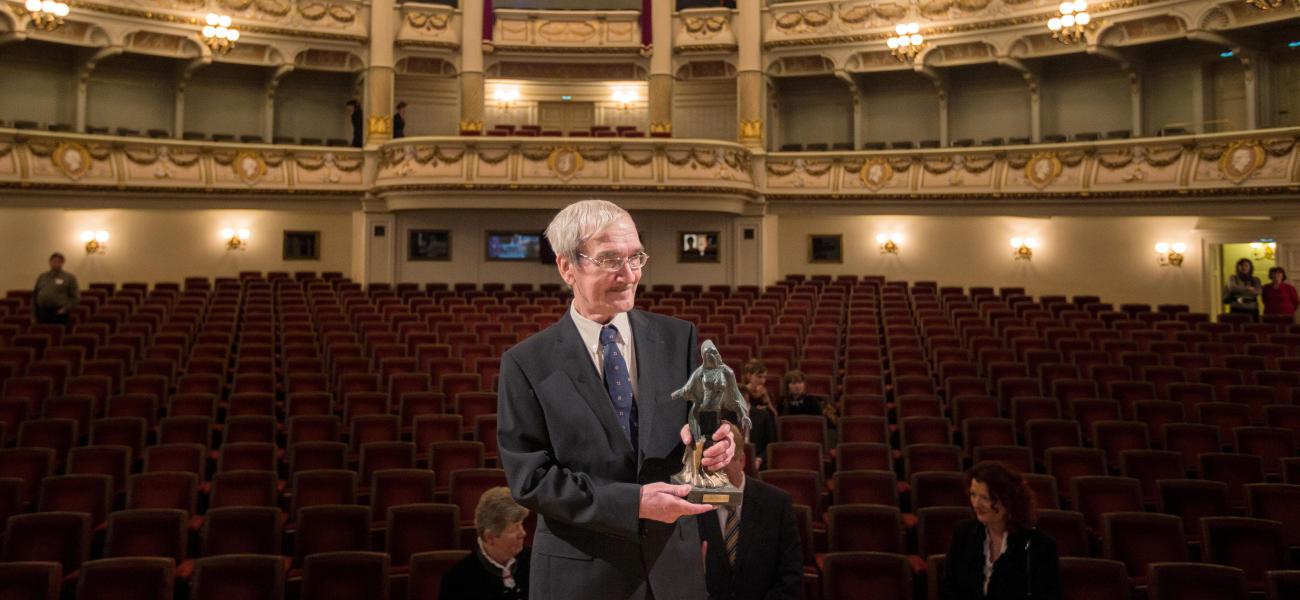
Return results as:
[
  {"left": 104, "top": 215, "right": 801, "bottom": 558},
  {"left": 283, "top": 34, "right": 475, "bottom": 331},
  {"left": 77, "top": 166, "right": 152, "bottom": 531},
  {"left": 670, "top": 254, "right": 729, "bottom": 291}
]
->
[
  {"left": 1245, "top": 0, "right": 1283, "bottom": 9},
  {"left": 23, "top": 0, "right": 69, "bottom": 31},
  {"left": 886, "top": 23, "right": 925, "bottom": 62},
  {"left": 201, "top": 13, "right": 240, "bottom": 55},
  {"left": 1047, "top": 1, "right": 1093, "bottom": 44}
]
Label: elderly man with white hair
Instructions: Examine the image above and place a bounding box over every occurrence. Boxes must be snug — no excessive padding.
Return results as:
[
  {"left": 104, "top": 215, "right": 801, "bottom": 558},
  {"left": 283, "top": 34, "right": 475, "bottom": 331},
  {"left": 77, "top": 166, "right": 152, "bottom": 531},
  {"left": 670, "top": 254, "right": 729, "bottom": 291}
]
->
[{"left": 497, "top": 199, "right": 737, "bottom": 600}]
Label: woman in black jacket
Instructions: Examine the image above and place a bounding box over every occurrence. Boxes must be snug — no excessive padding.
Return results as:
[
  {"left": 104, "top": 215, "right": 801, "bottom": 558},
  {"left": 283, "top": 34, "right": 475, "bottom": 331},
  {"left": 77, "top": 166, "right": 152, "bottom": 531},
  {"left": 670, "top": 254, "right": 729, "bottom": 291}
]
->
[{"left": 942, "top": 462, "right": 1061, "bottom": 600}]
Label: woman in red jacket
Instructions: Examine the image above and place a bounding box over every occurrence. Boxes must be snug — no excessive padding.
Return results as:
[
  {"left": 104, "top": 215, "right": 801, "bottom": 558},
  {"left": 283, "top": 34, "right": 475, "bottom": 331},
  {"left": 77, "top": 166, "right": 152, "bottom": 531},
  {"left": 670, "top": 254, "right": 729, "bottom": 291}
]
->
[{"left": 1262, "top": 267, "right": 1299, "bottom": 318}]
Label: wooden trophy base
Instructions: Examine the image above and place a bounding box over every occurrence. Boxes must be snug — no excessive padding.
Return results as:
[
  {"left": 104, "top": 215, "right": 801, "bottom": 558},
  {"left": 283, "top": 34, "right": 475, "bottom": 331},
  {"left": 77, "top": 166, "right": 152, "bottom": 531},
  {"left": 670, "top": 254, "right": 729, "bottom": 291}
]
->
[{"left": 685, "top": 482, "right": 742, "bottom": 507}]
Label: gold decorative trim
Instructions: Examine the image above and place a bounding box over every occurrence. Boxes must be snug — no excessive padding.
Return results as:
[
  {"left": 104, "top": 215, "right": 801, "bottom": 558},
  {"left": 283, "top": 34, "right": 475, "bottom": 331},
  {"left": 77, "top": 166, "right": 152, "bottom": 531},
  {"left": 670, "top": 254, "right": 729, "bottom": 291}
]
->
[
  {"left": 52, "top": 142, "right": 92, "bottom": 180},
  {"left": 71, "top": 1, "right": 367, "bottom": 43},
  {"left": 233, "top": 151, "right": 268, "bottom": 184},
  {"left": 488, "top": 44, "right": 645, "bottom": 55},
  {"left": 1218, "top": 140, "right": 1265, "bottom": 184},
  {"left": 739, "top": 119, "right": 763, "bottom": 142},
  {"left": 368, "top": 115, "right": 393, "bottom": 136},
  {"left": 859, "top": 158, "right": 893, "bottom": 191},
  {"left": 547, "top": 146, "right": 584, "bottom": 180},
  {"left": 1024, "top": 153, "right": 1062, "bottom": 189},
  {"left": 459, "top": 120, "right": 484, "bottom": 132},
  {"left": 650, "top": 122, "right": 672, "bottom": 134}
]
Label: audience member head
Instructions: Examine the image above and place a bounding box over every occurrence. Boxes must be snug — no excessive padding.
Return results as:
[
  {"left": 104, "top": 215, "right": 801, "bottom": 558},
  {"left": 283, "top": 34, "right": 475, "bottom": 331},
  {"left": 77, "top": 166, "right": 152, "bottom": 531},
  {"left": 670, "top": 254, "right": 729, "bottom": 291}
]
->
[
  {"left": 966, "top": 461, "right": 1036, "bottom": 534},
  {"left": 475, "top": 486, "right": 529, "bottom": 564},
  {"left": 48, "top": 252, "right": 65, "bottom": 271},
  {"left": 345, "top": 100, "right": 360, "bottom": 113},
  {"left": 396, "top": 101, "right": 407, "bottom": 113},
  {"left": 782, "top": 370, "right": 807, "bottom": 399},
  {"left": 545, "top": 200, "right": 645, "bottom": 323},
  {"left": 1236, "top": 258, "right": 1255, "bottom": 279},
  {"left": 742, "top": 359, "right": 769, "bottom": 404},
  {"left": 1269, "top": 266, "right": 1287, "bottom": 285}
]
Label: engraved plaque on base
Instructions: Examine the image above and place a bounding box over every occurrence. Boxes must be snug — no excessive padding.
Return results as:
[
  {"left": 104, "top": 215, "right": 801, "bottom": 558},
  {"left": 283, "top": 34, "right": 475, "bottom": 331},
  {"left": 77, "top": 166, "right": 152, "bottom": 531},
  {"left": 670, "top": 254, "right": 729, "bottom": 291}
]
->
[{"left": 685, "top": 482, "right": 743, "bottom": 507}]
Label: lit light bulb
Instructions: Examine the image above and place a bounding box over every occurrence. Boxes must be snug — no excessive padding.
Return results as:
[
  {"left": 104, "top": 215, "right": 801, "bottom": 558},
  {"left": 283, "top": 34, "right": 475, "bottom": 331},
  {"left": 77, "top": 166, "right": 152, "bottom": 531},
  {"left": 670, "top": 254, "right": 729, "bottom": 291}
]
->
[
  {"left": 42, "top": 0, "right": 54, "bottom": 12},
  {"left": 876, "top": 233, "right": 889, "bottom": 244},
  {"left": 238, "top": 229, "right": 251, "bottom": 241},
  {"left": 215, "top": 26, "right": 227, "bottom": 38},
  {"left": 1250, "top": 242, "right": 1263, "bottom": 250},
  {"left": 910, "top": 34, "right": 923, "bottom": 45},
  {"left": 218, "top": 15, "right": 232, "bottom": 28},
  {"left": 1155, "top": 242, "right": 1170, "bottom": 254},
  {"left": 80, "top": 231, "right": 94, "bottom": 242},
  {"left": 1010, "top": 237, "right": 1023, "bottom": 249},
  {"left": 1171, "top": 243, "right": 1186, "bottom": 254},
  {"left": 222, "top": 228, "right": 235, "bottom": 239},
  {"left": 1048, "top": 18, "right": 1061, "bottom": 30},
  {"left": 54, "top": 3, "right": 68, "bottom": 17},
  {"left": 895, "top": 24, "right": 908, "bottom": 35},
  {"left": 203, "top": 26, "right": 215, "bottom": 37},
  {"left": 892, "top": 233, "right": 905, "bottom": 244},
  {"left": 899, "top": 36, "right": 911, "bottom": 47},
  {"left": 1024, "top": 238, "right": 1039, "bottom": 249},
  {"left": 206, "top": 13, "right": 220, "bottom": 26},
  {"left": 1061, "top": 14, "right": 1076, "bottom": 27},
  {"left": 1073, "top": 0, "right": 1088, "bottom": 12},
  {"left": 227, "top": 30, "right": 239, "bottom": 41},
  {"left": 1059, "top": 1, "right": 1075, "bottom": 14},
  {"left": 888, "top": 38, "right": 900, "bottom": 49},
  {"left": 26, "top": 0, "right": 42, "bottom": 11},
  {"left": 95, "top": 231, "right": 110, "bottom": 243},
  {"left": 907, "top": 23, "right": 920, "bottom": 34},
  {"left": 1076, "top": 13, "right": 1090, "bottom": 25}
]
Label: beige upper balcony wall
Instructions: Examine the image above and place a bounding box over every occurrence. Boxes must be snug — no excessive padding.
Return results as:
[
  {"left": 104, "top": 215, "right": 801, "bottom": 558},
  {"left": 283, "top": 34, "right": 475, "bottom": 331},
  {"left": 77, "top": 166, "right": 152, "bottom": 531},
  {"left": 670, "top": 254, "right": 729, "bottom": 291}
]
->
[
  {"left": 673, "top": 6, "right": 737, "bottom": 54},
  {"left": 490, "top": 8, "right": 644, "bottom": 53},
  {"left": 53, "top": 0, "right": 371, "bottom": 42}
]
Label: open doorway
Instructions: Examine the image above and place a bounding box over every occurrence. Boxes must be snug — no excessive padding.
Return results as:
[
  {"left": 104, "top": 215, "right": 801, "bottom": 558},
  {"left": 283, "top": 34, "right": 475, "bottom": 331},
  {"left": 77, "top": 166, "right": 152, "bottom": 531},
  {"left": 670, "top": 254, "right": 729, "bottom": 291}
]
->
[{"left": 1219, "top": 241, "right": 1276, "bottom": 316}]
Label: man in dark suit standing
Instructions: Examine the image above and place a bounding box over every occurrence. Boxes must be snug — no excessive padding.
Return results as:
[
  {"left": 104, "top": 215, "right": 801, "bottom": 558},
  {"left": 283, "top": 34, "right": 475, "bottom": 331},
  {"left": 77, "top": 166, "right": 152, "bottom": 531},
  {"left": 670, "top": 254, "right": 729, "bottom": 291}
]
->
[
  {"left": 498, "top": 200, "right": 737, "bottom": 600},
  {"left": 698, "top": 427, "right": 804, "bottom": 600}
]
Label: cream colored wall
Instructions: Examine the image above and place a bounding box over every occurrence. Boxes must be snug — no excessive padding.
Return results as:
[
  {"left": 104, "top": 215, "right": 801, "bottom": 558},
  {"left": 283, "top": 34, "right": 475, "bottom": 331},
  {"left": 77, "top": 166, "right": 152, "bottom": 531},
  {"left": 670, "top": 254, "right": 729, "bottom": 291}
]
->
[
  {"left": 949, "top": 65, "right": 1031, "bottom": 142},
  {"left": 776, "top": 75, "right": 853, "bottom": 147},
  {"left": 1039, "top": 54, "right": 1129, "bottom": 137},
  {"left": 86, "top": 55, "right": 176, "bottom": 133},
  {"left": 393, "top": 209, "right": 739, "bottom": 287},
  {"left": 673, "top": 79, "right": 737, "bottom": 141},
  {"left": 275, "top": 70, "right": 354, "bottom": 141},
  {"left": 1271, "top": 50, "right": 1300, "bottom": 128},
  {"left": 184, "top": 64, "right": 266, "bottom": 137},
  {"left": 775, "top": 214, "right": 1208, "bottom": 311},
  {"left": 0, "top": 207, "right": 354, "bottom": 291},
  {"left": 1143, "top": 53, "right": 1203, "bottom": 135},
  {"left": 0, "top": 41, "right": 77, "bottom": 127},
  {"left": 859, "top": 71, "right": 940, "bottom": 144},
  {"left": 394, "top": 75, "right": 459, "bottom": 136}
]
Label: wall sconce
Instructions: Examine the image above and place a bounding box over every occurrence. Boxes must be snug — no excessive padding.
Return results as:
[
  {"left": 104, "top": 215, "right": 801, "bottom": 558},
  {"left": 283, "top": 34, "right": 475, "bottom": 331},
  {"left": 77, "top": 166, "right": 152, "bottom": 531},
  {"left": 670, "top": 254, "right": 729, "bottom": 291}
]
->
[
  {"left": 1249, "top": 240, "right": 1276, "bottom": 261},
  {"left": 875, "top": 232, "right": 903, "bottom": 254},
  {"left": 80, "top": 230, "right": 109, "bottom": 254},
  {"left": 1154, "top": 242, "right": 1186, "bottom": 267},
  {"left": 611, "top": 87, "right": 639, "bottom": 111},
  {"left": 1010, "top": 237, "right": 1038, "bottom": 260},
  {"left": 222, "top": 228, "right": 250, "bottom": 251},
  {"left": 492, "top": 86, "right": 520, "bottom": 110}
]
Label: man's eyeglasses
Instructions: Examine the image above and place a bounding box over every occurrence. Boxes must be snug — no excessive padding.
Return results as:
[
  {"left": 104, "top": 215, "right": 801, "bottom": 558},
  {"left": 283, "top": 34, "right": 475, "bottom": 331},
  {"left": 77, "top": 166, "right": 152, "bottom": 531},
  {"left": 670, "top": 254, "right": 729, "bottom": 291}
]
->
[{"left": 578, "top": 252, "right": 650, "bottom": 271}]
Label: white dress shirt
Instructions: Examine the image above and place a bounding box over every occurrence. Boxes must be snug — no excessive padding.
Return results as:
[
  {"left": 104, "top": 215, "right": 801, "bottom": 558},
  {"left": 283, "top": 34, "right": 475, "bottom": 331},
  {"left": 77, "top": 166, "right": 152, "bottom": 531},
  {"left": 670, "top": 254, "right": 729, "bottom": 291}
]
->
[{"left": 569, "top": 304, "right": 638, "bottom": 399}]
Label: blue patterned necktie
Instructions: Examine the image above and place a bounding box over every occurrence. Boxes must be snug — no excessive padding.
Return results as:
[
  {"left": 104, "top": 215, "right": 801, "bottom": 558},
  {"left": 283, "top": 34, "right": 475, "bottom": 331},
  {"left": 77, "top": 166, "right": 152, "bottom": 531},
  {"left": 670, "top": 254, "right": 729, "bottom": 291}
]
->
[{"left": 601, "top": 324, "right": 637, "bottom": 454}]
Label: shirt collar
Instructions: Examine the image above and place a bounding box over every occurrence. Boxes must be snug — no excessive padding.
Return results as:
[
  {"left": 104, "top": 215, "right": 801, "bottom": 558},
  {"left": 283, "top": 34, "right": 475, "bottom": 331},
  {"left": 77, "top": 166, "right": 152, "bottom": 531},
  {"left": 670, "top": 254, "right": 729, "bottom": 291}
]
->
[
  {"left": 477, "top": 537, "right": 518, "bottom": 589},
  {"left": 570, "top": 304, "right": 632, "bottom": 348}
]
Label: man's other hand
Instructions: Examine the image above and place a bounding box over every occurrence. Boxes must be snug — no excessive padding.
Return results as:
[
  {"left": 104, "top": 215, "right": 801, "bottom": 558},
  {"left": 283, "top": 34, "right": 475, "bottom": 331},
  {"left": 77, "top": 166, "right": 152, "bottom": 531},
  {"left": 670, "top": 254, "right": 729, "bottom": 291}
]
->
[{"left": 639, "top": 482, "right": 714, "bottom": 523}]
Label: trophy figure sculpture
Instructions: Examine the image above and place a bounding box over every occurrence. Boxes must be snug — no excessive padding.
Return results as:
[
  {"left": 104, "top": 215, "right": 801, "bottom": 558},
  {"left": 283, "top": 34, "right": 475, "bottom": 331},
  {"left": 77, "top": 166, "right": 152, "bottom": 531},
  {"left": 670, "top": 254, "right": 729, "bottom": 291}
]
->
[{"left": 671, "top": 340, "right": 752, "bottom": 506}]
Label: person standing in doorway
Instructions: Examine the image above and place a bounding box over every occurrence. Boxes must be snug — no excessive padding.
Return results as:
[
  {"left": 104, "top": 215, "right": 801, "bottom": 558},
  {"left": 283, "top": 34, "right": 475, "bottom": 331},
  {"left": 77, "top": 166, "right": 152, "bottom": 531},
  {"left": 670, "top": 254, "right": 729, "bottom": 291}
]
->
[
  {"left": 346, "top": 100, "right": 364, "bottom": 147},
  {"left": 1262, "top": 266, "right": 1299, "bottom": 319},
  {"left": 1223, "top": 258, "right": 1262, "bottom": 320},
  {"left": 33, "top": 252, "right": 78, "bottom": 326},
  {"left": 394, "top": 101, "right": 407, "bottom": 139}
]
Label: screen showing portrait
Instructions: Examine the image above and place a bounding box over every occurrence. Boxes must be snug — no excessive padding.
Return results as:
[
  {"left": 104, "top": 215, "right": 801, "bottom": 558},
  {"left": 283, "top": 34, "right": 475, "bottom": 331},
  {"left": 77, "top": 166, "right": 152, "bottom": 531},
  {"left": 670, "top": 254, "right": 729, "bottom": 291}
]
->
[
  {"left": 486, "top": 231, "right": 543, "bottom": 261},
  {"left": 678, "top": 231, "right": 720, "bottom": 263}
]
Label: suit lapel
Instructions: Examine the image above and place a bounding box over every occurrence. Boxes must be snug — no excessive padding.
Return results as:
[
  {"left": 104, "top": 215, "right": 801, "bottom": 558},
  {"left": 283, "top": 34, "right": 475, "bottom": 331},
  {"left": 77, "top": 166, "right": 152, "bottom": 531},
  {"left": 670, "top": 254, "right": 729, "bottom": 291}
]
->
[
  {"left": 629, "top": 310, "right": 665, "bottom": 459},
  {"left": 556, "top": 311, "right": 634, "bottom": 455},
  {"left": 734, "top": 481, "right": 764, "bottom": 579}
]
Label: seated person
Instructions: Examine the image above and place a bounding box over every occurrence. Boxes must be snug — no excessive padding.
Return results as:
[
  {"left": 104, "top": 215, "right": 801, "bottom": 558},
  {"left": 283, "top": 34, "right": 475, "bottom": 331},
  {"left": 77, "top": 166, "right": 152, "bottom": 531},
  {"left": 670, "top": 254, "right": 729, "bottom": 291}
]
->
[
  {"left": 440, "top": 486, "right": 531, "bottom": 600},
  {"left": 740, "top": 359, "right": 777, "bottom": 468}
]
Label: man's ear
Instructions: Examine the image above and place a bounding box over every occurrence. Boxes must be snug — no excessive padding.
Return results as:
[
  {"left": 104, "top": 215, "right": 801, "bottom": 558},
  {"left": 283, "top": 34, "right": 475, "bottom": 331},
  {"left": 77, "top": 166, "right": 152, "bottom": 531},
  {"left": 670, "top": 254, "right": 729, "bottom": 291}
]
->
[{"left": 556, "top": 254, "right": 575, "bottom": 286}]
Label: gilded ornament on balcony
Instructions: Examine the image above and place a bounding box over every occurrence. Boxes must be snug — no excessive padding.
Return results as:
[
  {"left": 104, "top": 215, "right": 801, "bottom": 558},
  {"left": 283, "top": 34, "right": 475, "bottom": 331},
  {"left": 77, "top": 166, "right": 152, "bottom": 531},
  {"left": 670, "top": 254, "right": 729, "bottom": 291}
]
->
[
  {"left": 548, "top": 147, "right": 584, "bottom": 180},
  {"left": 650, "top": 122, "right": 673, "bottom": 135},
  {"left": 52, "top": 142, "right": 91, "bottom": 180},
  {"left": 233, "top": 151, "right": 267, "bottom": 184},
  {"left": 368, "top": 115, "right": 393, "bottom": 136},
  {"left": 1218, "top": 141, "right": 1264, "bottom": 184},
  {"left": 460, "top": 120, "right": 484, "bottom": 133},
  {"left": 1024, "top": 153, "right": 1061, "bottom": 189},
  {"left": 739, "top": 119, "right": 763, "bottom": 142},
  {"left": 858, "top": 158, "right": 893, "bottom": 191}
]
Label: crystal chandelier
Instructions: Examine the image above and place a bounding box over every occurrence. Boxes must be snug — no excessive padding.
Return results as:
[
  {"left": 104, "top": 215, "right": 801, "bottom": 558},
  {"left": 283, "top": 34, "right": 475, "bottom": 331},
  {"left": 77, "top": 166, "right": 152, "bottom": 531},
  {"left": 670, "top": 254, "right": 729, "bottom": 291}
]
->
[
  {"left": 23, "top": 0, "right": 69, "bottom": 32},
  {"left": 201, "top": 13, "right": 240, "bottom": 55},
  {"left": 886, "top": 23, "right": 925, "bottom": 62},
  {"left": 1047, "top": 0, "right": 1092, "bottom": 44}
]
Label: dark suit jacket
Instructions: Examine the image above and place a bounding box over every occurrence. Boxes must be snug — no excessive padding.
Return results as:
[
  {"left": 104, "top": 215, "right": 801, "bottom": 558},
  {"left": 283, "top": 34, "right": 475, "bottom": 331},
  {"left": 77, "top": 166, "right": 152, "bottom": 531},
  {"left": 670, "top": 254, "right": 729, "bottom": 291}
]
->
[
  {"left": 698, "top": 478, "right": 803, "bottom": 600},
  {"left": 498, "top": 309, "right": 705, "bottom": 600},
  {"left": 941, "top": 520, "right": 1061, "bottom": 600}
]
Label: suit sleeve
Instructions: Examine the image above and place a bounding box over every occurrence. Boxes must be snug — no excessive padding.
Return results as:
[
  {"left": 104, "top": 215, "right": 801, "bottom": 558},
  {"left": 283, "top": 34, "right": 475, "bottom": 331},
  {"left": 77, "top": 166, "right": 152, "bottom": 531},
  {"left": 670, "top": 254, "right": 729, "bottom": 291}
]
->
[
  {"left": 497, "top": 350, "right": 642, "bottom": 542},
  {"left": 1030, "top": 533, "right": 1061, "bottom": 600},
  {"left": 941, "top": 522, "right": 969, "bottom": 600},
  {"left": 764, "top": 499, "right": 806, "bottom": 600}
]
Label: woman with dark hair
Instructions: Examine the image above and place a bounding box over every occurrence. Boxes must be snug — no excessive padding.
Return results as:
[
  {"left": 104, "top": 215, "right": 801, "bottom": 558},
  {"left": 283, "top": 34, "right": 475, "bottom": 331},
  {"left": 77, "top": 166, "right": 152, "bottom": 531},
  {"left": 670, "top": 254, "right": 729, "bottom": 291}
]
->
[
  {"left": 942, "top": 462, "right": 1061, "bottom": 600},
  {"left": 740, "top": 359, "right": 778, "bottom": 469},
  {"left": 1223, "top": 258, "right": 1262, "bottom": 320},
  {"left": 1262, "top": 266, "right": 1299, "bottom": 318}
]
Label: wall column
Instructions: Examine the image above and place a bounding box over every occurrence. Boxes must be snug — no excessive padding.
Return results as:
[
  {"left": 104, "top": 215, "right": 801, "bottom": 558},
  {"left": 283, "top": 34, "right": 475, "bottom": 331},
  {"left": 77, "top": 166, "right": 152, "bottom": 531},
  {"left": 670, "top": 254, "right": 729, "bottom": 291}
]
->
[
  {"left": 735, "top": 0, "right": 763, "bottom": 148},
  {"left": 460, "top": 0, "right": 486, "bottom": 134},
  {"left": 647, "top": 0, "right": 674, "bottom": 135},
  {"left": 1027, "top": 76, "right": 1041, "bottom": 142},
  {"left": 365, "top": 0, "right": 397, "bottom": 145},
  {"left": 1128, "top": 70, "right": 1142, "bottom": 136},
  {"left": 265, "top": 65, "right": 292, "bottom": 142},
  {"left": 1241, "top": 52, "right": 1259, "bottom": 130},
  {"left": 76, "top": 47, "right": 122, "bottom": 133}
]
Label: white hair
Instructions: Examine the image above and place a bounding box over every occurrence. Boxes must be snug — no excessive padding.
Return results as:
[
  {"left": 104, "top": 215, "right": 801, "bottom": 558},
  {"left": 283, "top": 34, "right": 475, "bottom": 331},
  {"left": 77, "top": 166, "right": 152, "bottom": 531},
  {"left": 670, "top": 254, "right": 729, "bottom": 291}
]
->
[{"left": 544, "top": 199, "right": 632, "bottom": 262}]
